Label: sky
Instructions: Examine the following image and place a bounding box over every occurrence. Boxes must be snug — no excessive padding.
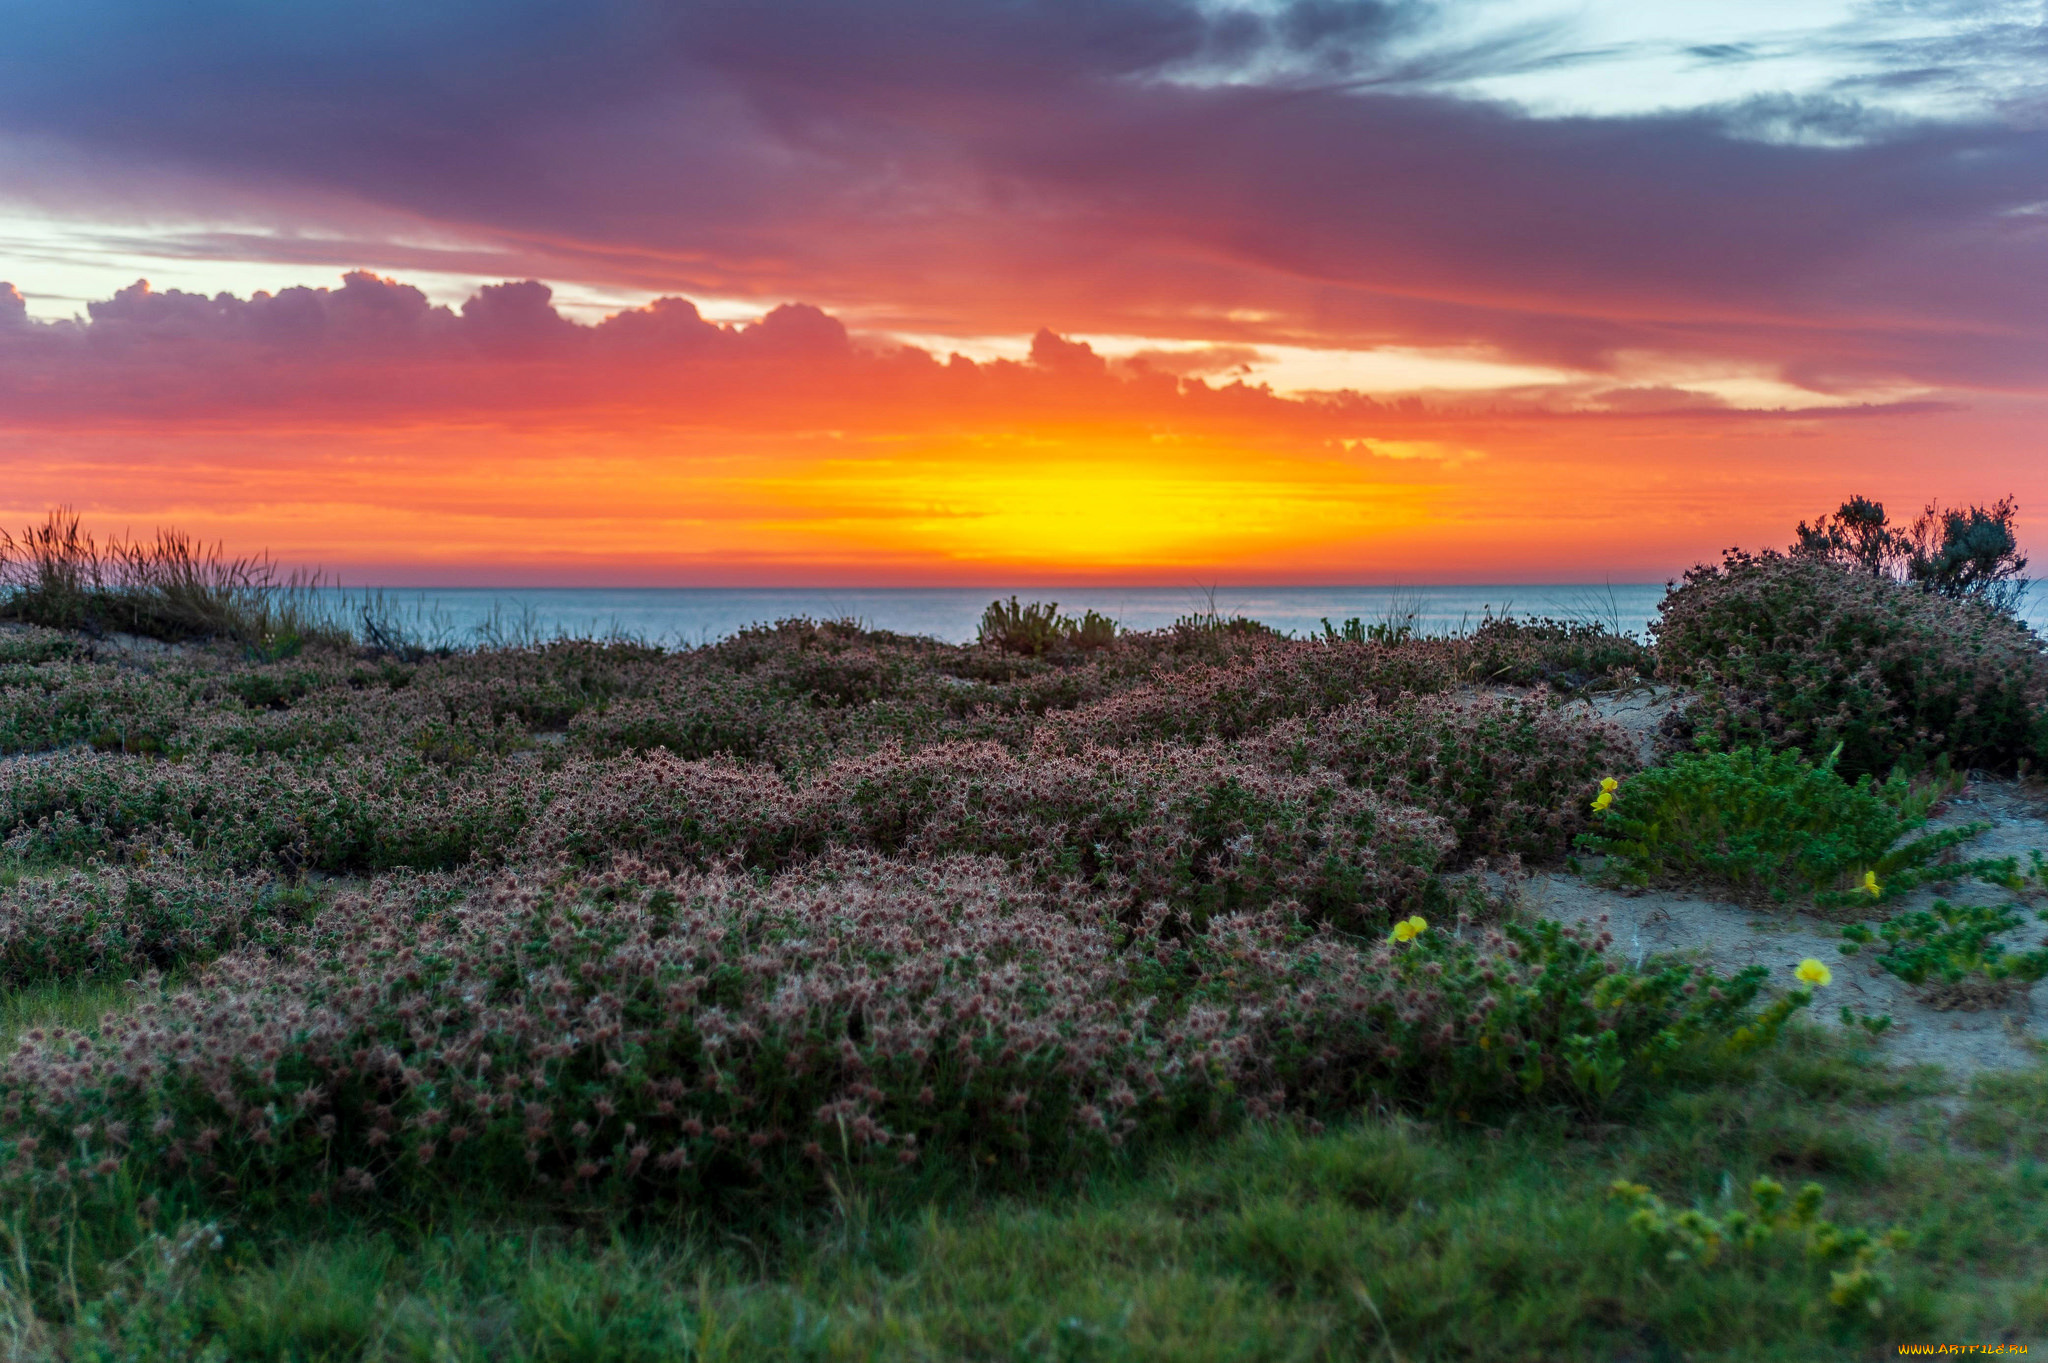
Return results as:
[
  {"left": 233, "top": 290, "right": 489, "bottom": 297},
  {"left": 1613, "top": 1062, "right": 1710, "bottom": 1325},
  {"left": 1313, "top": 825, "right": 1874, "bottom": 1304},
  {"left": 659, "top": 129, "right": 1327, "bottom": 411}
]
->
[{"left": 0, "top": 0, "right": 2043, "bottom": 585}]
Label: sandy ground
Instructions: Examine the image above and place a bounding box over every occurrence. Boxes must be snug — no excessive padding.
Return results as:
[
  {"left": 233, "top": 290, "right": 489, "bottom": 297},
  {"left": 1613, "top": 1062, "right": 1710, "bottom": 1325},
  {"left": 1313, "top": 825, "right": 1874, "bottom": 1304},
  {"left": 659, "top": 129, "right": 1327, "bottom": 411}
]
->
[{"left": 1527, "top": 738, "right": 2048, "bottom": 1084}]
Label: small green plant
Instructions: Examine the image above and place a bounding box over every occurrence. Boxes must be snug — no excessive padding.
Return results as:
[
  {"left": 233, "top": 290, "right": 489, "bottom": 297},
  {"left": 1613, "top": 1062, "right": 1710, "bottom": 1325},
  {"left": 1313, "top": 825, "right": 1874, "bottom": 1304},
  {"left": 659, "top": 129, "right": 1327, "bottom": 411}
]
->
[
  {"left": 1609, "top": 1175, "right": 1905, "bottom": 1320},
  {"left": 1838, "top": 1005, "right": 1893, "bottom": 1038},
  {"left": 1840, "top": 900, "right": 2048, "bottom": 1008},
  {"left": 1577, "top": 744, "right": 1985, "bottom": 906},
  {"left": 1318, "top": 615, "right": 1413, "bottom": 645},
  {"left": 976, "top": 598, "right": 1119, "bottom": 655},
  {"left": 1963, "top": 848, "right": 2048, "bottom": 897}
]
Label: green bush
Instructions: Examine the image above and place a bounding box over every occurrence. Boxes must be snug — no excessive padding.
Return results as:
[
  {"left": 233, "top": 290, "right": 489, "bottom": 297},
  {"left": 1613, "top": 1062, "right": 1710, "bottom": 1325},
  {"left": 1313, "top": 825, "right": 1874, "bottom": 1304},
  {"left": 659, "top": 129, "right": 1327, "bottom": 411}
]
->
[
  {"left": 1577, "top": 745, "right": 1985, "bottom": 906},
  {"left": 1796, "top": 493, "right": 2030, "bottom": 616},
  {"left": 1609, "top": 1175, "right": 1905, "bottom": 1323},
  {"left": 976, "top": 598, "right": 1119, "bottom": 655},
  {"left": 1654, "top": 551, "right": 2048, "bottom": 777}
]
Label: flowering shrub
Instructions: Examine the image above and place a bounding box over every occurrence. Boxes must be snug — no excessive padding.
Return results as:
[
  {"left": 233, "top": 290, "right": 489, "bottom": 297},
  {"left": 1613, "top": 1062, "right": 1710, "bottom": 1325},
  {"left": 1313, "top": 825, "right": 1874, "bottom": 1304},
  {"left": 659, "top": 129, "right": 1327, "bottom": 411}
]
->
[
  {"left": 1577, "top": 745, "right": 1987, "bottom": 906},
  {"left": 530, "top": 741, "right": 1454, "bottom": 929},
  {"left": 0, "top": 663, "right": 191, "bottom": 756},
  {"left": 1654, "top": 551, "right": 2048, "bottom": 776},
  {"left": 0, "top": 625, "right": 88, "bottom": 665},
  {"left": 566, "top": 673, "right": 834, "bottom": 763},
  {"left": 1039, "top": 638, "right": 1465, "bottom": 748},
  {"left": 0, "top": 857, "right": 1803, "bottom": 1219},
  {"left": 0, "top": 862, "right": 315, "bottom": 987},
  {"left": 1840, "top": 900, "right": 2048, "bottom": 1008},
  {"left": 0, "top": 748, "right": 551, "bottom": 872},
  {"left": 1463, "top": 615, "right": 1650, "bottom": 691},
  {"left": 1237, "top": 693, "right": 1636, "bottom": 863}
]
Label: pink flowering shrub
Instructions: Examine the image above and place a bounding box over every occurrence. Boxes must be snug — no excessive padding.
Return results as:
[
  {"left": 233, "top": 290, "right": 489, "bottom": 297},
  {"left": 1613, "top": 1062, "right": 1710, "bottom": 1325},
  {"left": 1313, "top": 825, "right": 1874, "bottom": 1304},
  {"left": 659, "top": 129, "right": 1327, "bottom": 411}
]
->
[
  {"left": 530, "top": 741, "right": 1454, "bottom": 929},
  {"left": 1040, "top": 638, "right": 1463, "bottom": 748},
  {"left": 566, "top": 674, "right": 835, "bottom": 763},
  {"left": 0, "top": 856, "right": 1793, "bottom": 1217},
  {"left": 1656, "top": 551, "right": 2048, "bottom": 776},
  {"left": 0, "top": 863, "right": 314, "bottom": 986},
  {"left": 1238, "top": 693, "right": 1637, "bottom": 863},
  {"left": 1463, "top": 615, "right": 1650, "bottom": 691},
  {"left": 0, "top": 625, "right": 88, "bottom": 665},
  {"left": 0, "top": 663, "right": 190, "bottom": 756},
  {"left": 0, "top": 749, "right": 551, "bottom": 872}
]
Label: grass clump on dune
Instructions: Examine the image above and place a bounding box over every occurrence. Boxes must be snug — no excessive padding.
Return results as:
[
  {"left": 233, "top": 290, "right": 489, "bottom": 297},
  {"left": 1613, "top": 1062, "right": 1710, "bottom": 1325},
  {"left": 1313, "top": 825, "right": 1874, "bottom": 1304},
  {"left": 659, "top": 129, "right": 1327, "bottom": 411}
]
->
[{"left": 0, "top": 510, "right": 344, "bottom": 652}]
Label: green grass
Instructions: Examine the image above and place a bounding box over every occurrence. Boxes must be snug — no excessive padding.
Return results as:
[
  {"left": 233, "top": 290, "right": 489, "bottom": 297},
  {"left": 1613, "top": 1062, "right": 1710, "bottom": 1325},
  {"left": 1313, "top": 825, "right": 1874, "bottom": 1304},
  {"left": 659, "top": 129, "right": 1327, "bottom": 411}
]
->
[
  {"left": 6, "top": 974, "right": 2043, "bottom": 1362},
  {"left": 0, "top": 976, "right": 133, "bottom": 1050}
]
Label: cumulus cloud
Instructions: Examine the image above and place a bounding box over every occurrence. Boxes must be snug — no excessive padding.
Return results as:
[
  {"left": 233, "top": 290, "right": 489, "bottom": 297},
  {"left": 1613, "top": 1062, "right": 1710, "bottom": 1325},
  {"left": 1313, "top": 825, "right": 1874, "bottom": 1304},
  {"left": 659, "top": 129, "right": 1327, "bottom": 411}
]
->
[
  {"left": 0, "top": 272, "right": 1984, "bottom": 451},
  {"left": 0, "top": 273, "right": 1352, "bottom": 433},
  {"left": 0, "top": 0, "right": 2043, "bottom": 397}
]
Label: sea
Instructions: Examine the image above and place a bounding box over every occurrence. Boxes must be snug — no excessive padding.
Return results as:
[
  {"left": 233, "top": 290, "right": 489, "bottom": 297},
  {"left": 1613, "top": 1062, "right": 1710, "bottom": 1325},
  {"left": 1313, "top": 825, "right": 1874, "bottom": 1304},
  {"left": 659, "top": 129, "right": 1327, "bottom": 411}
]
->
[
  {"left": 312, "top": 583, "right": 1666, "bottom": 648},
  {"left": 307, "top": 581, "right": 2048, "bottom": 650}
]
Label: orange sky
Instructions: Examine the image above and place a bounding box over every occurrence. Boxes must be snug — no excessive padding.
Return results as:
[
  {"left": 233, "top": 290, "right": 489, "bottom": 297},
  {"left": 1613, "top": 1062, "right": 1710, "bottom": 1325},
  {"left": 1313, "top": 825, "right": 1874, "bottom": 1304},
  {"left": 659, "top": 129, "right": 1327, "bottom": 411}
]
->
[
  {"left": 2, "top": 287, "right": 2037, "bottom": 584},
  {"left": 2, "top": 1, "right": 2045, "bottom": 582}
]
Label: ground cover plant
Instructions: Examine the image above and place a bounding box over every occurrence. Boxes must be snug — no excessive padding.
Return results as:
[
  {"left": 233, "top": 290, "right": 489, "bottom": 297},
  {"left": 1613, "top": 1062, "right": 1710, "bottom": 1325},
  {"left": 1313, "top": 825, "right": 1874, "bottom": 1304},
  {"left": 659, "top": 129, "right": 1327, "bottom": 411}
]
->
[
  {"left": 0, "top": 863, "right": 313, "bottom": 988},
  {"left": 1, "top": 508, "right": 2045, "bottom": 1357},
  {"left": 1239, "top": 691, "right": 1637, "bottom": 863},
  {"left": 1840, "top": 900, "right": 2048, "bottom": 1009}
]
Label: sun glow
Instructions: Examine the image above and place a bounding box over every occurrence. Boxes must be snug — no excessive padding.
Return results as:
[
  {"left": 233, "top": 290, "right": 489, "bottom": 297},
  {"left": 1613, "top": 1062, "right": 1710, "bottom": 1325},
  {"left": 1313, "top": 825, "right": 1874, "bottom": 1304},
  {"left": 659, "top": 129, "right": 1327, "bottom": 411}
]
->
[{"left": 754, "top": 430, "right": 1437, "bottom": 569}]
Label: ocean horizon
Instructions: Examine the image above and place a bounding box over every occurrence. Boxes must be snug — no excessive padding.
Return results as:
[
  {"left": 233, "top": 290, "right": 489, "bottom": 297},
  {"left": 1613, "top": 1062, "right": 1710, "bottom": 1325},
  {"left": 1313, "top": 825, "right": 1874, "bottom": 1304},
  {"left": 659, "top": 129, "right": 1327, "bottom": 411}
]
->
[{"left": 307, "top": 582, "right": 2048, "bottom": 648}]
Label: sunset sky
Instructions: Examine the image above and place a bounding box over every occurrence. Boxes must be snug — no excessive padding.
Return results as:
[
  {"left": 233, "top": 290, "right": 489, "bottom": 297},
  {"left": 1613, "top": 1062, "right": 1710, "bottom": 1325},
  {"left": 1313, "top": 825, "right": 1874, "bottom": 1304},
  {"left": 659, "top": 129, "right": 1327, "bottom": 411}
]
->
[{"left": 2, "top": 0, "right": 2043, "bottom": 584}]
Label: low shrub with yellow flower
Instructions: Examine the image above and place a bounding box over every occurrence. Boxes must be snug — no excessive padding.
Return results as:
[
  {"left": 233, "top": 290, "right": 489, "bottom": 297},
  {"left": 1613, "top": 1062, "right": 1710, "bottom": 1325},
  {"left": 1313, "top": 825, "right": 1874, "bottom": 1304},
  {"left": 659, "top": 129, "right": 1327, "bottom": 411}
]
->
[{"left": 1610, "top": 1175, "right": 1905, "bottom": 1320}]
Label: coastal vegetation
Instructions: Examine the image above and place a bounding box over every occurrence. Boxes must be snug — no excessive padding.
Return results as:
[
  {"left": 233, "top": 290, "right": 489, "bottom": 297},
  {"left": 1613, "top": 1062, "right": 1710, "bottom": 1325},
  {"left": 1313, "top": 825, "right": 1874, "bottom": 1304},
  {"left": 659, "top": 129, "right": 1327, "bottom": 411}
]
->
[{"left": 0, "top": 499, "right": 2042, "bottom": 1358}]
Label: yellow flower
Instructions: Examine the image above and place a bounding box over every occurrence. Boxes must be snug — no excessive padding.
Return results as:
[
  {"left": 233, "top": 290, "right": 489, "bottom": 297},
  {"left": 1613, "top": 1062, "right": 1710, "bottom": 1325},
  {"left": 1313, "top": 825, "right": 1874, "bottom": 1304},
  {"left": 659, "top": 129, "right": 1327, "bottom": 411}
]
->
[
  {"left": 1391, "top": 915, "right": 1428, "bottom": 943},
  {"left": 1860, "top": 870, "right": 1881, "bottom": 897},
  {"left": 1795, "top": 958, "right": 1833, "bottom": 988},
  {"left": 1590, "top": 790, "right": 1613, "bottom": 813},
  {"left": 1600, "top": 777, "right": 1619, "bottom": 793}
]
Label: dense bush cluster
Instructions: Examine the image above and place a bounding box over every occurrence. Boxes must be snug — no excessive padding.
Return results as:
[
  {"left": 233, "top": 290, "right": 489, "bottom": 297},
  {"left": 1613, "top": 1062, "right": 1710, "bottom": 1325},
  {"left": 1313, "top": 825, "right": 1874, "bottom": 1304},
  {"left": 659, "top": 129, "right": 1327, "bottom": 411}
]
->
[
  {"left": 1655, "top": 551, "right": 2048, "bottom": 776},
  {"left": 0, "top": 585, "right": 1860, "bottom": 1245},
  {"left": 0, "top": 747, "right": 553, "bottom": 872}
]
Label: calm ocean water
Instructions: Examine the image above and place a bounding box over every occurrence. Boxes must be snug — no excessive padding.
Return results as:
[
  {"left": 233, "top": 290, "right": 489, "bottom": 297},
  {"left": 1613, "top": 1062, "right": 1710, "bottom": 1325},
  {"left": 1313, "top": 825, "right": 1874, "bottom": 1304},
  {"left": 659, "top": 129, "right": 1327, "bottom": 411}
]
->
[
  {"left": 312, "top": 582, "right": 2048, "bottom": 649},
  {"left": 315, "top": 584, "right": 1668, "bottom": 647}
]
